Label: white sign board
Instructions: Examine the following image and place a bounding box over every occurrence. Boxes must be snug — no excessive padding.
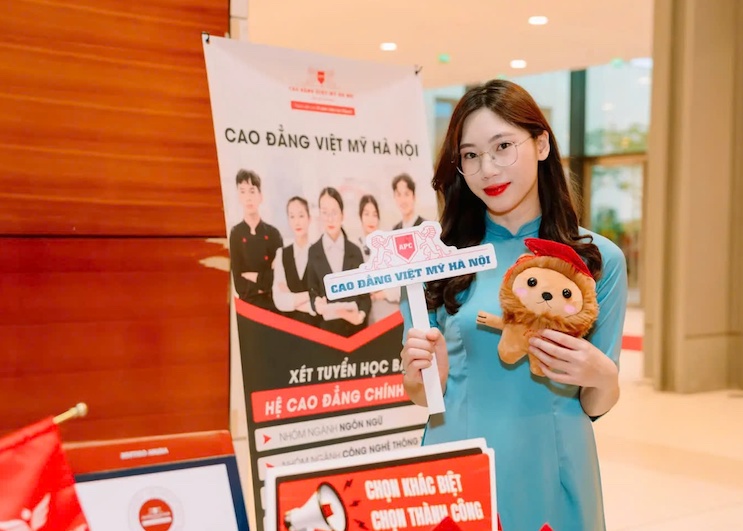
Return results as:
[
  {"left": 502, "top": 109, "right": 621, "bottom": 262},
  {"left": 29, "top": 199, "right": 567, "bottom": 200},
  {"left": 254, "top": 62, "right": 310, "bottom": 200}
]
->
[{"left": 325, "top": 222, "right": 497, "bottom": 413}]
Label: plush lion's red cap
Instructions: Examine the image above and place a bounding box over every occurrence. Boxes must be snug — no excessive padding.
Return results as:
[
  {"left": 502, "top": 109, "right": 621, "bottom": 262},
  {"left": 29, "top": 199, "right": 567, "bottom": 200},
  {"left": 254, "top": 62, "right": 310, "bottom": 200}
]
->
[{"left": 523, "top": 237, "right": 593, "bottom": 279}]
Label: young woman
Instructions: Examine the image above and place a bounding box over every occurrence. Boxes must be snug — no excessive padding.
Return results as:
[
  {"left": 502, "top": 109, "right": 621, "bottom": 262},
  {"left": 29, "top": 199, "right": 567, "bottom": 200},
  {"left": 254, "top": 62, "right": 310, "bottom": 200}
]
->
[
  {"left": 307, "top": 187, "right": 371, "bottom": 337},
  {"left": 358, "top": 194, "right": 401, "bottom": 324},
  {"left": 271, "top": 197, "right": 318, "bottom": 326},
  {"left": 400, "top": 80, "right": 628, "bottom": 531}
]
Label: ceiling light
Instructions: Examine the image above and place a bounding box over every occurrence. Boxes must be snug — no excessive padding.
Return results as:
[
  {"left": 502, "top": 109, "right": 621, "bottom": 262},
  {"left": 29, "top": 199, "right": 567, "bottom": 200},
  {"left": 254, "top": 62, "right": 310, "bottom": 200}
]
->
[
  {"left": 380, "top": 42, "right": 397, "bottom": 51},
  {"left": 528, "top": 16, "right": 548, "bottom": 25},
  {"left": 510, "top": 59, "right": 527, "bottom": 69}
]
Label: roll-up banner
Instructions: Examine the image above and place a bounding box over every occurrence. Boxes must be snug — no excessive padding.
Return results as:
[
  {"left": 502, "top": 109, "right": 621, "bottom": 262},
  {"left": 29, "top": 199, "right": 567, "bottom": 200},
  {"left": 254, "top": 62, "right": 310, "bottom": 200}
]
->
[{"left": 203, "top": 36, "right": 437, "bottom": 529}]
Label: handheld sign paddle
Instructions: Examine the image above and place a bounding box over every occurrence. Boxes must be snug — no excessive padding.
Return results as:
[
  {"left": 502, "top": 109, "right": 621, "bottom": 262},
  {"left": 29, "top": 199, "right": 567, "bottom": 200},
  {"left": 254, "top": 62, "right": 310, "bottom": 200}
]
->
[{"left": 323, "top": 221, "right": 497, "bottom": 414}]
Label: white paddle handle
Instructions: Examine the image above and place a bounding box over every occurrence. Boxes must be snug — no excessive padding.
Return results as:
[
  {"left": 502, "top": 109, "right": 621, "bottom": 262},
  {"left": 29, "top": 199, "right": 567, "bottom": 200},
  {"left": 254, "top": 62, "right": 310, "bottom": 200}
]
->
[{"left": 406, "top": 282, "right": 445, "bottom": 414}]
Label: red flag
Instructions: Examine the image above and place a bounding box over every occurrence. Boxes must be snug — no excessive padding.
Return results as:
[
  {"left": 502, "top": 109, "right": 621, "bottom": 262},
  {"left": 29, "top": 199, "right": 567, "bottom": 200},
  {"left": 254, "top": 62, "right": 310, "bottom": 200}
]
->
[{"left": 0, "top": 417, "right": 89, "bottom": 531}]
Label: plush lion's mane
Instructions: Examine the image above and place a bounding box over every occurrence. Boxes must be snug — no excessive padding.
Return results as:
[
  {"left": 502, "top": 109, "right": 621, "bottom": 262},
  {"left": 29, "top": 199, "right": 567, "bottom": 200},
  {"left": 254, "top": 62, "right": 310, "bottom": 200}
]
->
[{"left": 499, "top": 255, "right": 598, "bottom": 336}]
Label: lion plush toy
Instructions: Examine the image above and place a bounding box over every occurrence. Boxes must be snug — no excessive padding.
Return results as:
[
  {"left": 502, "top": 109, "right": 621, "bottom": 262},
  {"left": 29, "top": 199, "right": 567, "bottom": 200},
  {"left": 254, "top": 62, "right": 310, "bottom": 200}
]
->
[{"left": 476, "top": 237, "right": 599, "bottom": 376}]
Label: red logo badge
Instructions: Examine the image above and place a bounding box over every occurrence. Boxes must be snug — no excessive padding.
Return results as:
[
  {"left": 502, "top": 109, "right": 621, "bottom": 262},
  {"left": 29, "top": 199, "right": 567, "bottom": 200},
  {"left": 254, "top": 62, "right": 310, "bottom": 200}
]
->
[
  {"left": 317, "top": 71, "right": 325, "bottom": 84},
  {"left": 138, "top": 498, "right": 173, "bottom": 531},
  {"left": 394, "top": 234, "right": 416, "bottom": 261}
]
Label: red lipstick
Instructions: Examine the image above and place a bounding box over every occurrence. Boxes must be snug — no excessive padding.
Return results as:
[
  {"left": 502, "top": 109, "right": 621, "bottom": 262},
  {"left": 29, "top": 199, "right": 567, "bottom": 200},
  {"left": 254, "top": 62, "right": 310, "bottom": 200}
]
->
[{"left": 484, "top": 183, "right": 510, "bottom": 196}]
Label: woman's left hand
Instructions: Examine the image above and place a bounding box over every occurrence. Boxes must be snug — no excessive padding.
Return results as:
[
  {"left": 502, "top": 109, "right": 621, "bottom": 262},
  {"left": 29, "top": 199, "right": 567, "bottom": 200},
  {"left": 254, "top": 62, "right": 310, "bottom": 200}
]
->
[{"left": 528, "top": 329, "right": 617, "bottom": 388}]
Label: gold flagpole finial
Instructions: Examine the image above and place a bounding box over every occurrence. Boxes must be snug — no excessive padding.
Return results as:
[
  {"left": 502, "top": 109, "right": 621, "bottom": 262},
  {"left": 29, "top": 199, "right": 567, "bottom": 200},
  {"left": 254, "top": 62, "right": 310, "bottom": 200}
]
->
[{"left": 53, "top": 402, "right": 89, "bottom": 425}]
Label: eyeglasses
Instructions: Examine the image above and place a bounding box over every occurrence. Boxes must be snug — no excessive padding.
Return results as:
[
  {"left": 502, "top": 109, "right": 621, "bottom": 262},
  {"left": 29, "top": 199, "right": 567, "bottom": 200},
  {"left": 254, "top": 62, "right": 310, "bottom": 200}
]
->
[{"left": 455, "top": 137, "right": 531, "bottom": 176}]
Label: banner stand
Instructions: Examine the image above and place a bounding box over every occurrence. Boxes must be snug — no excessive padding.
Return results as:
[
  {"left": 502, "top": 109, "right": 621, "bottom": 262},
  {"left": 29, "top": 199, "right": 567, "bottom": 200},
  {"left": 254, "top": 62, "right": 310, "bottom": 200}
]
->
[{"left": 203, "top": 35, "right": 438, "bottom": 530}]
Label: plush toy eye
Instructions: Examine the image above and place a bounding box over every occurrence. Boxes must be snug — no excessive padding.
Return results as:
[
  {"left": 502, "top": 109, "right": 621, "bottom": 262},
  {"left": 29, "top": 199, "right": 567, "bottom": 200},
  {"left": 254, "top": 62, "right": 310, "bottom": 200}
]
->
[
  {"left": 562, "top": 289, "right": 572, "bottom": 299},
  {"left": 527, "top": 277, "right": 537, "bottom": 287}
]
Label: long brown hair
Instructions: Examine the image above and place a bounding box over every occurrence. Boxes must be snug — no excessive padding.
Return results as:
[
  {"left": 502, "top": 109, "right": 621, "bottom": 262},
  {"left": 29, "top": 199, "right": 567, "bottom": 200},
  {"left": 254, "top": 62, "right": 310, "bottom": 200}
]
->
[{"left": 426, "top": 80, "right": 602, "bottom": 314}]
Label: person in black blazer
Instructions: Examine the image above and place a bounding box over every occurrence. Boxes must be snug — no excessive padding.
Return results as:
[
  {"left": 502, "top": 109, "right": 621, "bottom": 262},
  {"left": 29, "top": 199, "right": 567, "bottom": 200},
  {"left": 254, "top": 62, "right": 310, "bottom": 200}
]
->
[
  {"left": 358, "top": 194, "right": 400, "bottom": 324},
  {"left": 391, "top": 173, "right": 426, "bottom": 230},
  {"left": 307, "top": 187, "right": 371, "bottom": 337},
  {"left": 272, "top": 196, "right": 319, "bottom": 326}
]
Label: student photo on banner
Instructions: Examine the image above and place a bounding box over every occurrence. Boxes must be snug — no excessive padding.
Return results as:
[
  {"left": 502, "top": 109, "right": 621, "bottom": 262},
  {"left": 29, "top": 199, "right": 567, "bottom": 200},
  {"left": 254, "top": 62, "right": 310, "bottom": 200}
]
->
[
  {"left": 229, "top": 169, "right": 283, "bottom": 311},
  {"left": 357, "top": 194, "right": 401, "bottom": 324},
  {"left": 271, "top": 196, "right": 320, "bottom": 327},
  {"left": 391, "top": 173, "right": 426, "bottom": 230},
  {"left": 307, "top": 187, "right": 371, "bottom": 337}
]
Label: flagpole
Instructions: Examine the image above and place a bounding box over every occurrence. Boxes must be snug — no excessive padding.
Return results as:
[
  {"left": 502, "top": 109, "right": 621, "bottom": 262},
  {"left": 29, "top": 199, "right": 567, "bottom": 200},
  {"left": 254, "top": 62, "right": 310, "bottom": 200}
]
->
[{"left": 53, "top": 402, "right": 88, "bottom": 425}]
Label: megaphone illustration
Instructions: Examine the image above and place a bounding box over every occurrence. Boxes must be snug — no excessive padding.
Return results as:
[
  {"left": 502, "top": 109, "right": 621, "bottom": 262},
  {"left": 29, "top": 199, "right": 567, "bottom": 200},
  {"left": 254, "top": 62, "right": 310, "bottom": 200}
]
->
[{"left": 284, "top": 482, "right": 348, "bottom": 531}]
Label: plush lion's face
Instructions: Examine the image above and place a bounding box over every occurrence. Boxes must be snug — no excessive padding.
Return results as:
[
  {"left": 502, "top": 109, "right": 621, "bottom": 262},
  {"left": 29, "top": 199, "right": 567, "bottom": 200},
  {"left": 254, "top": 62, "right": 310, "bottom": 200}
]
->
[
  {"left": 511, "top": 266, "right": 584, "bottom": 318},
  {"left": 499, "top": 250, "right": 598, "bottom": 335}
]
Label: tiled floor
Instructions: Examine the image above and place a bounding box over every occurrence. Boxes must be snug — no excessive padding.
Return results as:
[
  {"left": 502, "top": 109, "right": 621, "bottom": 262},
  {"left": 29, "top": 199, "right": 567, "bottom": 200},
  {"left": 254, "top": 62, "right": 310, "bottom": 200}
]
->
[{"left": 598, "top": 308, "right": 743, "bottom": 530}]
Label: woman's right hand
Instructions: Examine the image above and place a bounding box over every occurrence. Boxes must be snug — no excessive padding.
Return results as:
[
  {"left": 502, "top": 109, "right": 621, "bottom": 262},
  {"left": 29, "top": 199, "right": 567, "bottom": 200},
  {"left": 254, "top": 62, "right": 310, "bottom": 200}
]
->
[{"left": 401, "top": 328, "right": 449, "bottom": 388}]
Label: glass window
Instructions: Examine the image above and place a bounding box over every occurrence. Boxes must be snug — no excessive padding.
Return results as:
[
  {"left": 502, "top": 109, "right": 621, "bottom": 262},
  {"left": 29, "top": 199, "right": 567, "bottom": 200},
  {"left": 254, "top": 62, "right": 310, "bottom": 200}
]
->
[
  {"left": 508, "top": 71, "right": 571, "bottom": 156},
  {"left": 588, "top": 161, "right": 644, "bottom": 303},
  {"left": 585, "top": 58, "right": 653, "bottom": 156},
  {"left": 423, "top": 85, "right": 466, "bottom": 159}
]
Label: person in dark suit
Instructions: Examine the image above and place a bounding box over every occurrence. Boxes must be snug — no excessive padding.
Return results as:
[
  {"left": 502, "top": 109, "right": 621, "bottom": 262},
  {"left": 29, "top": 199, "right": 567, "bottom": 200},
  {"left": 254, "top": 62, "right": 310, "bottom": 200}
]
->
[
  {"left": 307, "top": 187, "right": 371, "bottom": 337},
  {"left": 229, "top": 169, "right": 283, "bottom": 310},
  {"left": 272, "top": 196, "right": 319, "bottom": 326},
  {"left": 358, "top": 194, "right": 400, "bottom": 324},
  {"left": 391, "top": 173, "right": 425, "bottom": 230}
]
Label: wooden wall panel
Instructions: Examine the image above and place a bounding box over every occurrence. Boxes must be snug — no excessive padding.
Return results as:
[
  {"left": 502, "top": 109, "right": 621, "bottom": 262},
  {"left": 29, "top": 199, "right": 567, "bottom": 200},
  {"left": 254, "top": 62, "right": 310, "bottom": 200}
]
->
[
  {"left": 46, "top": 0, "right": 227, "bottom": 34},
  {"left": 0, "top": 147, "right": 220, "bottom": 235},
  {"left": 2, "top": 99, "right": 217, "bottom": 161},
  {"left": 0, "top": 0, "right": 227, "bottom": 236},
  {"left": 0, "top": 46, "right": 211, "bottom": 116},
  {"left": 5, "top": 0, "right": 220, "bottom": 67},
  {"left": 0, "top": 0, "right": 231, "bottom": 442},
  {"left": 0, "top": 238, "right": 230, "bottom": 441}
]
